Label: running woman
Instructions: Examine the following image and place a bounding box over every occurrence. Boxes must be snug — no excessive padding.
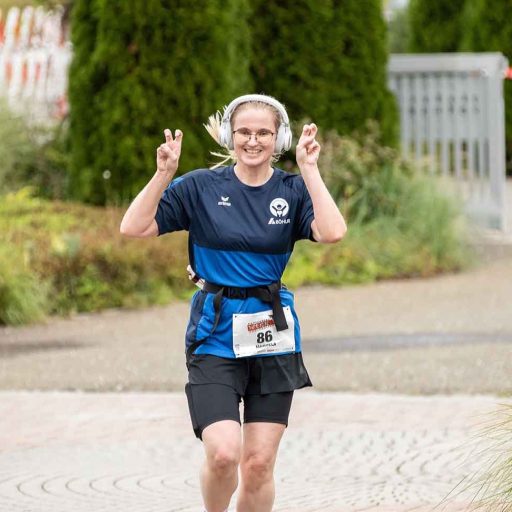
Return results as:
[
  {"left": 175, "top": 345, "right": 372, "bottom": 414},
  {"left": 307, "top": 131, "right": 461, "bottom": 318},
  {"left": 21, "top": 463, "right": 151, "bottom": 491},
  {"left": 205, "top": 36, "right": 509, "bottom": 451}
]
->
[{"left": 120, "top": 94, "right": 347, "bottom": 512}]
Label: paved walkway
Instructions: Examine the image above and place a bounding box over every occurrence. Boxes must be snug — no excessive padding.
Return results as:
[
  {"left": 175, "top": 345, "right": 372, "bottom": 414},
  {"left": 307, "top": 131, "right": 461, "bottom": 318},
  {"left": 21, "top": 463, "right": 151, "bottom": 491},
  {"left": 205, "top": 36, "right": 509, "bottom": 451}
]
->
[
  {"left": 1, "top": 246, "right": 512, "bottom": 510},
  {"left": 0, "top": 391, "right": 507, "bottom": 512},
  {"left": 1, "top": 253, "right": 512, "bottom": 394}
]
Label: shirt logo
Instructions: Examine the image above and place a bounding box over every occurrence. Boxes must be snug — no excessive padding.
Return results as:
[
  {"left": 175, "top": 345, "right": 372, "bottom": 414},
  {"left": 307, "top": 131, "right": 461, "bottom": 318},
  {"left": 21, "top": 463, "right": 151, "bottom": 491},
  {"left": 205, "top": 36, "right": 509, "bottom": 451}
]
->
[
  {"left": 218, "top": 195, "right": 231, "bottom": 206},
  {"left": 268, "top": 198, "right": 290, "bottom": 225}
]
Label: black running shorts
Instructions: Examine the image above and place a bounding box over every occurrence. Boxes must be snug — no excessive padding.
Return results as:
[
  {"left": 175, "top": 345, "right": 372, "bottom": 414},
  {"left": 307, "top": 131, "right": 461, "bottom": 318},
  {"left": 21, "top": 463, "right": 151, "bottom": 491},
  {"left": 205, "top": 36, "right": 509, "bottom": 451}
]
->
[{"left": 184, "top": 352, "right": 312, "bottom": 440}]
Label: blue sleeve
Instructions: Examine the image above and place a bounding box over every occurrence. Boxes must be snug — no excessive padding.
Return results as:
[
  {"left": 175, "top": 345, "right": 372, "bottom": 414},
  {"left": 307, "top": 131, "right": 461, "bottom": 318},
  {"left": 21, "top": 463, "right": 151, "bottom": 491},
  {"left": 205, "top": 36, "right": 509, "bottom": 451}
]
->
[
  {"left": 154, "top": 176, "right": 192, "bottom": 235},
  {"left": 294, "top": 177, "right": 316, "bottom": 242}
]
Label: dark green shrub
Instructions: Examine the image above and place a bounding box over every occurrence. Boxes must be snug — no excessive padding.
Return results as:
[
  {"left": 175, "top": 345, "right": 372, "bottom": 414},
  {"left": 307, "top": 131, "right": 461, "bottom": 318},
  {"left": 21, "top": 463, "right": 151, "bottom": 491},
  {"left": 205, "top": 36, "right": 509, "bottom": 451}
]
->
[
  {"left": 408, "top": 0, "right": 467, "bottom": 52},
  {"left": 250, "top": 0, "right": 398, "bottom": 148},
  {"left": 66, "top": 0, "right": 100, "bottom": 202},
  {"left": 68, "top": 0, "right": 251, "bottom": 205}
]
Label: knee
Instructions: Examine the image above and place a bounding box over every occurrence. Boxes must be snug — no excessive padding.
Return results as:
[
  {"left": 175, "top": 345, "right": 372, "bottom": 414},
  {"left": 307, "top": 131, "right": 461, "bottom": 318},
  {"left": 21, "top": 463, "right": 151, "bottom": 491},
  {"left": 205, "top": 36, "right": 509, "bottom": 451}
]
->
[
  {"left": 240, "top": 455, "right": 273, "bottom": 489},
  {"left": 208, "top": 447, "right": 240, "bottom": 477}
]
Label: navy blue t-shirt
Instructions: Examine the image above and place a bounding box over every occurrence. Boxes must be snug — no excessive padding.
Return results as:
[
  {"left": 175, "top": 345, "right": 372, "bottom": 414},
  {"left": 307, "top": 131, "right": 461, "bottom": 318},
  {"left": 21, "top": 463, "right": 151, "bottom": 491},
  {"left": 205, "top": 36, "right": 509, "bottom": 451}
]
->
[{"left": 155, "top": 165, "right": 315, "bottom": 358}]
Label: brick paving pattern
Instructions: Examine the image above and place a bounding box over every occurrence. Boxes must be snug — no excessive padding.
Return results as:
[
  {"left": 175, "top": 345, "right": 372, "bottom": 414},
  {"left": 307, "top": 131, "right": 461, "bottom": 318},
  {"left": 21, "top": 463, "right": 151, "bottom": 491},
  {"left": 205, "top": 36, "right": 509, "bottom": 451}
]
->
[{"left": 0, "top": 391, "right": 506, "bottom": 512}]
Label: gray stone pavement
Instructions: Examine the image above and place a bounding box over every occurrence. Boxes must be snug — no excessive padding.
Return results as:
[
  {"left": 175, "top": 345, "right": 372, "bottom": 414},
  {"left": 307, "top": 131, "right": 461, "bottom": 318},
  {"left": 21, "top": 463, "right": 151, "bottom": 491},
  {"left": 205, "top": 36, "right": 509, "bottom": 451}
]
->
[{"left": 1, "top": 390, "right": 509, "bottom": 512}]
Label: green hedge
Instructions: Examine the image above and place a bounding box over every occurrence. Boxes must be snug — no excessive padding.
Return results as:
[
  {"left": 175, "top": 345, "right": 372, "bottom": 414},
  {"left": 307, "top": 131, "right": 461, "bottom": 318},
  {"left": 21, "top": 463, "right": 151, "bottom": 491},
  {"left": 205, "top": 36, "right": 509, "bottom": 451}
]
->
[
  {"left": 408, "top": 0, "right": 467, "bottom": 52},
  {"left": 250, "top": 0, "right": 398, "bottom": 147},
  {"left": 68, "top": 0, "right": 399, "bottom": 206},
  {"left": 68, "top": 0, "right": 251, "bottom": 204}
]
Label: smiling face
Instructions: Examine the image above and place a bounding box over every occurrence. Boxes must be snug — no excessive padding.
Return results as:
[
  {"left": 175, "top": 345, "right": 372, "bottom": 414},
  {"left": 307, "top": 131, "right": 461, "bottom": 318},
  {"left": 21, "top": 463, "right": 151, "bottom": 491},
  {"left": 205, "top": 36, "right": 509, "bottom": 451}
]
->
[{"left": 231, "top": 105, "right": 279, "bottom": 170}]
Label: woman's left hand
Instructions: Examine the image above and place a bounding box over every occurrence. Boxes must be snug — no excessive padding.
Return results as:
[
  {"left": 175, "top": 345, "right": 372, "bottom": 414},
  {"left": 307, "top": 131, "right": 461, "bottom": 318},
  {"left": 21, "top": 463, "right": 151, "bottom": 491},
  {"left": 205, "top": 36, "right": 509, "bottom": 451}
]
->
[{"left": 296, "top": 123, "right": 321, "bottom": 169}]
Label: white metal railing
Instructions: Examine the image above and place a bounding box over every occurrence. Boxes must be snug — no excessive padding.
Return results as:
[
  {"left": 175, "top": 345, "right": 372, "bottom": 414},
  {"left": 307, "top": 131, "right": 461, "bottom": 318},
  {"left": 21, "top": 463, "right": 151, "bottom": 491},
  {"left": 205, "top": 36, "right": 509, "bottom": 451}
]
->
[{"left": 388, "top": 53, "right": 509, "bottom": 231}]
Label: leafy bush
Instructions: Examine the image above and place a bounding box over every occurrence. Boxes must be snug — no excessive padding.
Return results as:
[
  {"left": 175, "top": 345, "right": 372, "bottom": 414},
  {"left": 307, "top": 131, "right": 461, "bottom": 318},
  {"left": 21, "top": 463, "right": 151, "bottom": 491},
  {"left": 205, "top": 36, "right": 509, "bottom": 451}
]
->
[
  {"left": 318, "top": 121, "right": 411, "bottom": 224},
  {"left": 0, "top": 102, "right": 37, "bottom": 194},
  {"left": 0, "top": 188, "right": 190, "bottom": 324},
  {"left": 0, "top": 231, "right": 49, "bottom": 325},
  {"left": 283, "top": 125, "right": 471, "bottom": 286},
  {"left": 0, "top": 101, "right": 69, "bottom": 198}
]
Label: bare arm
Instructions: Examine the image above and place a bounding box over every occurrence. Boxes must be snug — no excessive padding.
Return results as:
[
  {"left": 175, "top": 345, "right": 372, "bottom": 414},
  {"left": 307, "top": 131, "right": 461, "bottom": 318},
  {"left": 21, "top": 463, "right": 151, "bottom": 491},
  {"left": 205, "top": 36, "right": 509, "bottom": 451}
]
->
[
  {"left": 119, "top": 171, "right": 172, "bottom": 237},
  {"left": 120, "top": 129, "right": 183, "bottom": 238},
  {"left": 296, "top": 123, "right": 347, "bottom": 243}
]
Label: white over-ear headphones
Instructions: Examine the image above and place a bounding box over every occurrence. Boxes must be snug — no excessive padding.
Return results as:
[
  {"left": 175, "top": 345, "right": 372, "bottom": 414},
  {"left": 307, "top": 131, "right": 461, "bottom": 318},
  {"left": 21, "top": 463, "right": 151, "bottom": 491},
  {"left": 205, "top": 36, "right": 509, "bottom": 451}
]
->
[{"left": 218, "top": 94, "right": 292, "bottom": 153}]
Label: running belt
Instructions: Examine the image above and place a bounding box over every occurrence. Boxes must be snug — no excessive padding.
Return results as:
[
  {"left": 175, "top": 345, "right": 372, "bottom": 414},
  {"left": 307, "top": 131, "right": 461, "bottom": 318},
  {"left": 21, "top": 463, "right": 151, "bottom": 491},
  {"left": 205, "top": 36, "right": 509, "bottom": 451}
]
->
[{"left": 186, "top": 280, "right": 288, "bottom": 361}]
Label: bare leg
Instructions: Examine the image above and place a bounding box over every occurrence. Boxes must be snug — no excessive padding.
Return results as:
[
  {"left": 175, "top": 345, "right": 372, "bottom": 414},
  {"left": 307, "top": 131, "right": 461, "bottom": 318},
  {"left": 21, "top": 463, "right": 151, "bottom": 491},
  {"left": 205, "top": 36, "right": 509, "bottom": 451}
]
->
[
  {"left": 236, "top": 422, "right": 286, "bottom": 512},
  {"left": 201, "top": 420, "right": 241, "bottom": 512}
]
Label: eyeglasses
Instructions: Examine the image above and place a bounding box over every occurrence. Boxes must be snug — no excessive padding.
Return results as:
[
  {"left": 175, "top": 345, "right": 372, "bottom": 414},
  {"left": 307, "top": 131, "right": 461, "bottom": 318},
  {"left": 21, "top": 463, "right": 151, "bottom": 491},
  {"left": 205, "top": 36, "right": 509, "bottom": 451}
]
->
[{"left": 232, "top": 128, "right": 275, "bottom": 144}]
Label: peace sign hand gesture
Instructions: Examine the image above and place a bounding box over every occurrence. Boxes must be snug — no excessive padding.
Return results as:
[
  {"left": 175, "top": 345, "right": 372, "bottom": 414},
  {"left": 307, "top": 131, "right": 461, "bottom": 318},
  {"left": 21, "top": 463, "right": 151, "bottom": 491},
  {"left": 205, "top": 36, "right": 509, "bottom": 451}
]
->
[
  {"left": 156, "top": 128, "right": 183, "bottom": 177},
  {"left": 296, "top": 123, "right": 321, "bottom": 169}
]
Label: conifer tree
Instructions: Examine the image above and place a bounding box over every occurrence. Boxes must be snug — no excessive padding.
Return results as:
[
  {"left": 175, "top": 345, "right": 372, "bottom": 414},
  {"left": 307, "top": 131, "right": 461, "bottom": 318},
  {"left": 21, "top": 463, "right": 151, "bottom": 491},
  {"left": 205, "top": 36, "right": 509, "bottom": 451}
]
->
[
  {"left": 408, "top": 0, "right": 467, "bottom": 53},
  {"left": 67, "top": 0, "right": 100, "bottom": 201},
  {"left": 68, "top": 0, "right": 251, "bottom": 204},
  {"left": 250, "top": 0, "right": 398, "bottom": 147}
]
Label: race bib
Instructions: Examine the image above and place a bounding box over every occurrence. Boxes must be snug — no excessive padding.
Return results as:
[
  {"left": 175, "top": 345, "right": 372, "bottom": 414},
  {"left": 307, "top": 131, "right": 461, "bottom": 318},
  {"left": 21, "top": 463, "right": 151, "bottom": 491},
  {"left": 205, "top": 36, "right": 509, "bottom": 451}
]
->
[{"left": 232, "top": 307, "right": 295, "bottom": 358}]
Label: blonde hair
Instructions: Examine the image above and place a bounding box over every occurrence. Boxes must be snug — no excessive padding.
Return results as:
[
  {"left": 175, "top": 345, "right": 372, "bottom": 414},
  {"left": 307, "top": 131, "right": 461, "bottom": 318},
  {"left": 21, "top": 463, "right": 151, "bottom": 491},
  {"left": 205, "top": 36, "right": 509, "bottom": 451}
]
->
[{"left": 204, "top": 101, "right": 283, "bottom": 169}]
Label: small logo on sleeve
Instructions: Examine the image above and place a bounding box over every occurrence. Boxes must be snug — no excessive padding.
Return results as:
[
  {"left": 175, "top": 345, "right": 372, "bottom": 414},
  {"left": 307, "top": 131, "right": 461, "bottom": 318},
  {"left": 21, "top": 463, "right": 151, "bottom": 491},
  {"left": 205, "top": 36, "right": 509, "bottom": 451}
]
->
[
  {"left": 218, "top": 196, "right": 231, "bottom": 206},
  {"left": 269, "top": 198, "right": 290, "bottom": 224}
]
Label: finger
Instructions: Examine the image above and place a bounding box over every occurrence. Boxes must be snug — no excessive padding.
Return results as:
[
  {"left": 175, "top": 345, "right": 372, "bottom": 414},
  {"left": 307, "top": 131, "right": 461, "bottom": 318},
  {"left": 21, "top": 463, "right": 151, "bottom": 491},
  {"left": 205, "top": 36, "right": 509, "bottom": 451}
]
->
[
  {"left": 308, "top": 141, "right": 320, "bottom": 154},
  {"left": 174, "top": 130, "right": 183, "bottom": 149},
  {"left": 299, "top": 133, "right": 316, "bottom": 148},
  {"left": 298, "top": 128, "right": 313, "bottom": 143},
  {"left": 164, "top": 129, "right": 173, "bottom": 144},
  {"left": 158, "top": 144, "right": 173, "bottom": 157}
]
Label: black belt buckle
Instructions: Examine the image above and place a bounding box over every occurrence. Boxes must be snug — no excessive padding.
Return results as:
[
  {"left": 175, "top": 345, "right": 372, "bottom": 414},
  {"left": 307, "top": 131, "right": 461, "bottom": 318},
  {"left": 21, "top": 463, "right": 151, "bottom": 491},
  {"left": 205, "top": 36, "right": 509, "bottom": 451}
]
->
[{"left": 226, "top": 287, "right": 247, "bottom": 300}]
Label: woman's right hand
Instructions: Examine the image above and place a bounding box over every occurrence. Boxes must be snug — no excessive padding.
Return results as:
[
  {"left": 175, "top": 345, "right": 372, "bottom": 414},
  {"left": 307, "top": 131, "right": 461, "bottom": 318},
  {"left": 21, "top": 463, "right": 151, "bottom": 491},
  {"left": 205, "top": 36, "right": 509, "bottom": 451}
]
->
[{"left": 156, "top": 128, "right": 183, "bottom": 177}]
